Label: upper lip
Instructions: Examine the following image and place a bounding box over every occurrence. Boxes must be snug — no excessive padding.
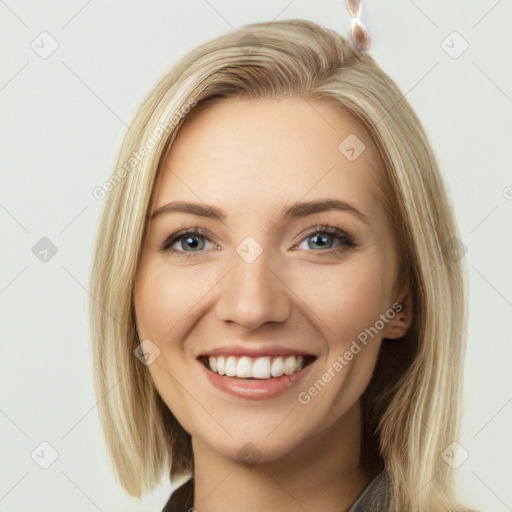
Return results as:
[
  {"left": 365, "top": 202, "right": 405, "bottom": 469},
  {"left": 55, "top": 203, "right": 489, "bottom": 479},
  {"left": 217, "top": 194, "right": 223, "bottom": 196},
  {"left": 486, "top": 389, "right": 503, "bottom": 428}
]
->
[{"left": 197, "top": 345, "right": 318, "bottom": 359}]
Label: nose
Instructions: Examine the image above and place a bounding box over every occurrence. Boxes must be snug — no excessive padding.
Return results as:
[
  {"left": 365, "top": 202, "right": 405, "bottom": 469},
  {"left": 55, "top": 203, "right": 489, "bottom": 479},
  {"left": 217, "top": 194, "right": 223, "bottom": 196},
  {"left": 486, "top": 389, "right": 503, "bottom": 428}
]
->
[{"left": 215, "top": 246, "right": 293, "bottom": 330}]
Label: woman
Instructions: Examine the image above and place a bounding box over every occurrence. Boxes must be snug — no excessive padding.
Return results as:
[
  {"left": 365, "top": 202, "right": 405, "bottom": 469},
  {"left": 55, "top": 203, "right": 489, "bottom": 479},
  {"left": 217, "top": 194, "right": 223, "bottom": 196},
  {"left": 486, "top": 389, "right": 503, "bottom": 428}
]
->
[{"left": 90, "top": 19, "right": 474, "bottom": 512}]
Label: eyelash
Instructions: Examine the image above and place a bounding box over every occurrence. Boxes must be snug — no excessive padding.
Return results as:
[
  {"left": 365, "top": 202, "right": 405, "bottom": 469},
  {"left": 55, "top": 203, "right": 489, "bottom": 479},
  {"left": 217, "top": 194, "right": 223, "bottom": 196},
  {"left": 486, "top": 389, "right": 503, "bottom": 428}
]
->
[{"left": 161, "top": 225, "right": 356, "bottom": 258}]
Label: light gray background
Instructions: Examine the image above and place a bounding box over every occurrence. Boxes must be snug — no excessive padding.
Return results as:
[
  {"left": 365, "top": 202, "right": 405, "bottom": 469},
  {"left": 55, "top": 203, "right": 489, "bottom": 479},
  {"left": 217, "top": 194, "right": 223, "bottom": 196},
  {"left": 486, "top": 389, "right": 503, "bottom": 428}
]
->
[{"left": 1, "top": 1, "right": 511, "bottom": 511}]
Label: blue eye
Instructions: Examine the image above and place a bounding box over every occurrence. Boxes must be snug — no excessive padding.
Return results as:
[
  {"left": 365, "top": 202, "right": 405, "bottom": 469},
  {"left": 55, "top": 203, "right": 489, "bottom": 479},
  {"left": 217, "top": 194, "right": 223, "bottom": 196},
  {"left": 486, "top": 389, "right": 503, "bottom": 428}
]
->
[
  {"left": 296, "top": 225, "right": 355, "bottom": 252},
  {"left": 161, "top": 225, "right": 356, "bottom": 257},
  {"left": 161, "top": 227, "right": 217, "bottom": 254}
]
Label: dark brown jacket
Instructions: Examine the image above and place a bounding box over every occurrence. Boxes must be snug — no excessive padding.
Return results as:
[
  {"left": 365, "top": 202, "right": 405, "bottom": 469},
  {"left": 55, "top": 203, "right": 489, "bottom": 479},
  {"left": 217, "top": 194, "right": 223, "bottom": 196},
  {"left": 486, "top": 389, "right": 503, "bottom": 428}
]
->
[{"left": 162, "top": 468, "right": 391, "bottom": 512}]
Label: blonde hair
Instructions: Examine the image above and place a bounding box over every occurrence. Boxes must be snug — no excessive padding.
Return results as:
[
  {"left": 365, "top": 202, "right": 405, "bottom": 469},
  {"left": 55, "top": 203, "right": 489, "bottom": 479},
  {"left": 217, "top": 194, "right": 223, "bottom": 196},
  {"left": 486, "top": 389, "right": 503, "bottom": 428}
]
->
[{"left": 90, "top": 19, "right": 471, "bottom": 511}]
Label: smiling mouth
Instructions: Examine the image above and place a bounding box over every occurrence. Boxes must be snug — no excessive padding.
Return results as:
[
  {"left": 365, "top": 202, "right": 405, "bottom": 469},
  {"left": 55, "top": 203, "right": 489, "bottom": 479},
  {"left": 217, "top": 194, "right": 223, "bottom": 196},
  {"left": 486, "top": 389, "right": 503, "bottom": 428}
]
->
[{"left": 199, "top": 354, "right": 317, "bottom": 380}]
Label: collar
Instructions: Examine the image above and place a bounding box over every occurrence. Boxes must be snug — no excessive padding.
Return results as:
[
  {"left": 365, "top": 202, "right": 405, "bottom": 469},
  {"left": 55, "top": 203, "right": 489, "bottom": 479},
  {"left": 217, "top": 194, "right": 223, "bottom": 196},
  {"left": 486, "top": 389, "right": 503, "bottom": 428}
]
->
[
  {"left": 347, "top": 467, "right": 391, "bottom": 511},
  {"left": 163, "top": 468, "right": 391, "bottom": 512}
]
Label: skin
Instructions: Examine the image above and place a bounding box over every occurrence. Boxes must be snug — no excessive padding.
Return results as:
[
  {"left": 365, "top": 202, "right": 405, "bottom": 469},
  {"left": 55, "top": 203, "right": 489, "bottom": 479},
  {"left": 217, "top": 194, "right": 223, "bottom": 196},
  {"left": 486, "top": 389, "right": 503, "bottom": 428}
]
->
[{"left": 134, "top": 97, "right": 412, "bottom": 512}]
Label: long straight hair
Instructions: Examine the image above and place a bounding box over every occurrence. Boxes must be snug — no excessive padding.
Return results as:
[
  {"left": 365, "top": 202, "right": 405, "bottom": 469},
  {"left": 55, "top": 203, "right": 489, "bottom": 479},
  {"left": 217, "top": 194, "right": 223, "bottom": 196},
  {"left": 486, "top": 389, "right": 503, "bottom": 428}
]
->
[{"left": 90, "top": 19, "right": 471, "bottom": 511}]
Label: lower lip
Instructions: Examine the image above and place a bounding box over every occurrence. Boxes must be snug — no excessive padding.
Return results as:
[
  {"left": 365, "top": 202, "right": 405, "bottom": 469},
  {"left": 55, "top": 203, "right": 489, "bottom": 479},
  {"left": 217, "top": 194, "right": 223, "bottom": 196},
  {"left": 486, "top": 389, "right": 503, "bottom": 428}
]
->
[{"left": 198, "top": 359, "right": 315, "bottom": 400}]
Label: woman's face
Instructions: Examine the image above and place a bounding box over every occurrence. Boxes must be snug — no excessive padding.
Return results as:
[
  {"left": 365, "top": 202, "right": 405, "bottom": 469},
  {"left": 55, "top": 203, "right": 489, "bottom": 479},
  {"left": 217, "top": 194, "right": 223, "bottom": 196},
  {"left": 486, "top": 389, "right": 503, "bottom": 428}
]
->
[{"left": 134, "top": 97, "right": 409, "bottom": 463}]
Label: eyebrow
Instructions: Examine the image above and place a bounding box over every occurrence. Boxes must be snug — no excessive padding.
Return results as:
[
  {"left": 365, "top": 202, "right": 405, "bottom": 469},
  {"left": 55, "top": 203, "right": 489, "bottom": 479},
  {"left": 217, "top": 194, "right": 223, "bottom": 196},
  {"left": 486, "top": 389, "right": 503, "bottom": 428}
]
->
[{"left": 151, "top": 198, "right": 370, "bottom": 225}]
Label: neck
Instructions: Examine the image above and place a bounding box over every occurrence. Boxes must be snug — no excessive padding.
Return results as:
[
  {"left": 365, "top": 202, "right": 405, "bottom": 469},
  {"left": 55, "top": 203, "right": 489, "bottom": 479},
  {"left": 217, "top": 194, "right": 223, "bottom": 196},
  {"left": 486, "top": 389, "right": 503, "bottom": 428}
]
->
[{"left": 191, "top": 401, "right": 374, "bottom": 512}]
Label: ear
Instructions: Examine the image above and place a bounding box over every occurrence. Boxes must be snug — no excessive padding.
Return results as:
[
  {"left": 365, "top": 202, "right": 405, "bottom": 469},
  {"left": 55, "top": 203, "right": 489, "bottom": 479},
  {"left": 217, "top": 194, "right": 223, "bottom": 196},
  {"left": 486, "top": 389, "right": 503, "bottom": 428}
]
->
[{"left": 381, "top": 281, "right": 413, "bottom": 340}]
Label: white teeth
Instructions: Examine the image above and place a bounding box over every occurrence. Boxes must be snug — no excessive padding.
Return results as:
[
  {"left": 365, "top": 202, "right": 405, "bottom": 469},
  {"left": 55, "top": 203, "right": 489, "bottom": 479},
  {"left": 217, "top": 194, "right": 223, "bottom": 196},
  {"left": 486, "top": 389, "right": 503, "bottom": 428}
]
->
[
  {"left": 225, "top": 356, "right": 237, "bottom": 377},
  {"left": 283, "top": 356, "right": 297, "bottom": 375},
  {"left": 205, "top": 355, "right": 307, "bottom": 379},
  {"left": 252, "top": 357, "right": 271, "bottom": 379},
  {"left": 216, "top": 356, "right": 225, "bottom": 375},
  {"left": 236, "top": 356, "right": 253, "bottom": 378},
  {"left": 271, "top": 356, "right": 283, "bottom": 377}
]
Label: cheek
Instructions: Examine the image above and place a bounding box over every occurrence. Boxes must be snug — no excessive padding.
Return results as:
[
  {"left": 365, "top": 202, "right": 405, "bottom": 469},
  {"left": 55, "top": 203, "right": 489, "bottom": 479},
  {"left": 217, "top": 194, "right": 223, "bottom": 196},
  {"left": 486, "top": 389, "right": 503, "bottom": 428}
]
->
[
  {"left": 133, "top": 262, "right": 213, "bottom": 432},
  {"left": 134, "top": 261, "right": 213, "bottom": 339},
  {"left": 290, "top": 257, "right": 391, "bottom": 347},
  {"left": 290, "top": 261, "right": 389, "bottom": 424}
]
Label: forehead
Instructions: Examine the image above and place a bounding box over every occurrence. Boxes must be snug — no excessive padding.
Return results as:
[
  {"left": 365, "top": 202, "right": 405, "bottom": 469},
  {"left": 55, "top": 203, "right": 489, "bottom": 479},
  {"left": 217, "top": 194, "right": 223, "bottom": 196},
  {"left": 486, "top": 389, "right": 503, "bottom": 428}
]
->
[{"left": 155, "top": 96, "right": 383, "bottom": 221}]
